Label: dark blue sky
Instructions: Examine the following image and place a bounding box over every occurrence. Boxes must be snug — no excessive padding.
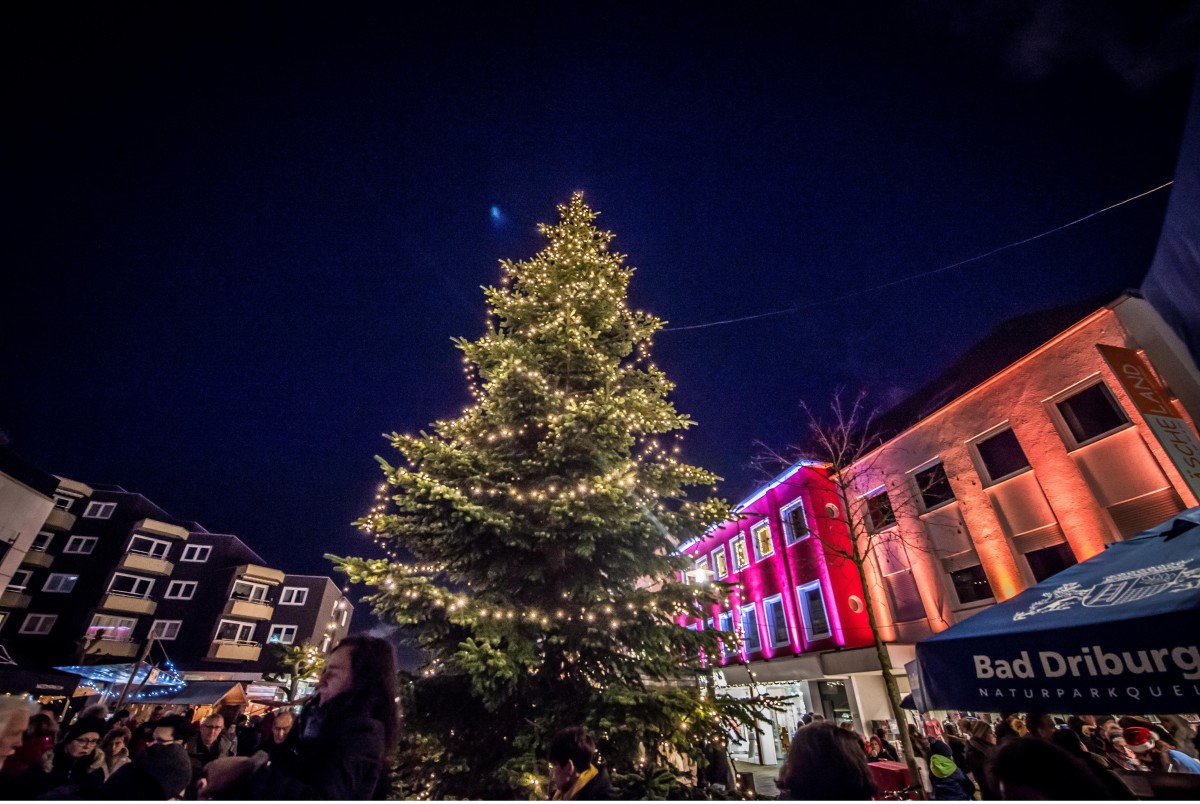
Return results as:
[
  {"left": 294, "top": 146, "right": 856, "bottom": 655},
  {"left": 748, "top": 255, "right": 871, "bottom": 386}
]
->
[{"left": 4, "top": 3, "right": 1196, "bottom": 584}]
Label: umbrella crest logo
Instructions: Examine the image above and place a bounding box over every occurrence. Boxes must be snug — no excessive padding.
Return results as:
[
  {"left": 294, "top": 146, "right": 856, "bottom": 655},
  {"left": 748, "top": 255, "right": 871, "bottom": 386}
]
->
[{"left": 1013, "top": 559, "right": 1200, "bottom": 621}]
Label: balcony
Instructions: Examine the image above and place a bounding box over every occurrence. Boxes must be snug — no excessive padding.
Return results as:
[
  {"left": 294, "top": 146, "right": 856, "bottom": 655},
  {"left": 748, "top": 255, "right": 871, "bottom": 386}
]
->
[
  {"left": 20, "top": 550, "right": 54, "bottom": 570},
  {"left": 43, "top": 508, "right": 76, "bottom": 532},
  {"left": 0, "top": 590, "right": 32, "bottom": 609},
  {"left": 99, "top": 592, "right": 157, "bottom": 616},
  {"left": 132, "top": 519, "right": 190, "bottom": 541},
  {"left": 235, "top": 564, "right": 285, "bottom": 586},
  {"left": 89, "top": 639, "right": 140, "bottom": 658},
  {"left": 225, "top": 598, "right": 274, "bottom": 620},
  {"left": 207, "top": 641, "right": 262, "bottom": 662},
  {"left": 118, "top": 553, "right": 174, "bottom": 576}
]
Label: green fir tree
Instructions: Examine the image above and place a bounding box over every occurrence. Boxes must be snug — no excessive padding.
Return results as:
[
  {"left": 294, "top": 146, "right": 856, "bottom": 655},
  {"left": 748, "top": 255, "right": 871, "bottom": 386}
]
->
[{"left": 333, "top": 194, "right": 759, "bottom": 799}]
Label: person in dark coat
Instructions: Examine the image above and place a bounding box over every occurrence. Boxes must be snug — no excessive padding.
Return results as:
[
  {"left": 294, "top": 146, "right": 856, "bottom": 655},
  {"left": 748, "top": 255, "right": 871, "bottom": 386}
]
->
[
  {"left": 547, "top": 726, "right": 616, "bottom": 801},
  {"left": 962, "top": 718, "right": 999, "bottom": 800},
  {"left": 991, "top": 736, "right": 1108, "bottom": 799},
  {"left": 96, "top": 742, "right": 193, "bottom": 800},
  {"left": 196, "top": 635, "right": 400, "bottom": 800},
  {"left": 1050, "top": 727, "right": 1136, "bottom": 799},
  {"left": 12, "top": 715, "right": 109, "bottom": 800}
]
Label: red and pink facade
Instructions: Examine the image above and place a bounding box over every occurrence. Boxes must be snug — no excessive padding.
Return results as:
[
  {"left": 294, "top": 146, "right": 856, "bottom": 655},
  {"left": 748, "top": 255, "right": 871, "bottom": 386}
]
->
[{"left": 676, "top": 460, "right": 873, "bottom": 663}]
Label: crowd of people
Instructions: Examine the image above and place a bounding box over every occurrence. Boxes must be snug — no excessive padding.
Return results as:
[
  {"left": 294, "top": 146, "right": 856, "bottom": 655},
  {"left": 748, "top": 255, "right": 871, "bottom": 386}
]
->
[
  {"left": 0, "top": 635, "right": 398, "bottom": 800},
  {"left": 775, "top": 710, "right": 1199, "bottom": 800}
]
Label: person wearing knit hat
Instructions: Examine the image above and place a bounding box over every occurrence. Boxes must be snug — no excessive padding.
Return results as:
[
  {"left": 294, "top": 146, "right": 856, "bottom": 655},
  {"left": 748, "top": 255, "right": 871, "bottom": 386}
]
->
[
  {"left": 10, "top": 715, "right": 109, "bottom": 798},
  {"left": 963, "top": 718, "right": 999, "bottom": 800},
  {"left": 1124, "top": 726, "right": 1200, "bottom": 774},
  {"left": 97, "top": 741, "right": 193, "bottom": 799}
]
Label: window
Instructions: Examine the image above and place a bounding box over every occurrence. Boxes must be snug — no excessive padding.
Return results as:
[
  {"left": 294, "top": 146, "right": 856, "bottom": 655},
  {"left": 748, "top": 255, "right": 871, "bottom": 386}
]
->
[
  {"left": 884, "top": 569, "right": 926, "bottom": 622},
  {"left": 320, "top": 634, "right": 332, "bottom": 653},
  {"left": 717, "top": 611, "right": 735, "bottom": 656},
  {"left": 340, "top": 608, "right": 349, "bottom": 628},
  {"left": 763, "top": 595, "right": 790, "bottom": 647},
  {"left": 865, "top": 490, "right": 896, "bottom": 532},
  {"left": 1025, "top": 543, "right": 1077, "bottom": 583},
  {"left": 20, "top": 613, "right": 57, "bottom": 635},
  {"left": 781, "top": 499, "right": 809, "bottom": 544},
  {"left": 949, "top": 564, "right": 994, "bottom": 605},
  {"left": 7, "top": 569, "right": 33, "bottom": 592},
  {"left": 279, "top": 586, "right": 308, "bottom": 606},
  {"left": 165, "top": 580, "right": 197, "bottom": 600},
  {"left": 42, "top": 573, "right": 79, "bottom": 593},
  {"left": 751, "top": 520, "right": 774, "bottom": 561},
  {"left": 87, "top": 614, "right": 136, "bottom": 641},
  {"left": 63, "top": 536, "right": 98, "bottom": 555},
  {"left": 915, "top": 461, "right": 955, "bottom": 512},
  {"left": 730, "top": 534, "right": 750, "bottom": 570},
  {"left": 216, "top": 620, "right": 255, "bottom": 643},
  {"left": 232, "top": 580, "right": 269, "bottom": 602},
  {"left": 83, "top": 501, "right": 117, "bottom": 519},
  {"left": 710, "top": 546, "right": 729, "bottom": 579},
  {"left": 975, "top": 427, "right": 1030, "bottom": 484},
  {"left": 52, "top": 494, "right": 74, "bottom": 511},
  {"left": 108, "top": 573, "right": 154, "bottom": 598},
  {"left": 149, "top": 620, "right": 182, "bottom": 640},
  {"left": 1056, "top": 382, "right": 1129, "bottom": 446},
  {"left": 30, "top": 532, "right": 53, "bottom": 552},
  {"left": 128, "top": 535, "right": 170, "bottom": 559},
  {"left": 739, "top": 604, "right": 762, "bottom": 653},
  {"left": 181, "top": 544, "right": 211, "bottom": 563},
  {"left": 797, "top": 581, "right": 832, "bottom": 641},
  {"left": 268, "top": 624, "right": 298, "bottom": 644}
]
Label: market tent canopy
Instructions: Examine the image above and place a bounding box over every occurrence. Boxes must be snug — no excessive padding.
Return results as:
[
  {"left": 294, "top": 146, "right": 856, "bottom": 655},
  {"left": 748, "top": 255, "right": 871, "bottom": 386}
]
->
[
  {"left": 0, "top": 668, "right": 80, "bottom": 697},
  {"left": 915, "top": 507, "right": 1200, "bottom": 714},
  {"left": 126, "top": 681, "right": 247, "bottom": 706}
]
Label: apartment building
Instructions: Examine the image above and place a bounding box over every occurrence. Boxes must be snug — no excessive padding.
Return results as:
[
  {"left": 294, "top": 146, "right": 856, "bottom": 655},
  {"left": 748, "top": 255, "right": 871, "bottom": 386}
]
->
[
  {"left": 0, "top": 445, "right": 58, "bottom": 597},
  {"left": 0, "top": 475, "right": 352, "bottom": 683}
]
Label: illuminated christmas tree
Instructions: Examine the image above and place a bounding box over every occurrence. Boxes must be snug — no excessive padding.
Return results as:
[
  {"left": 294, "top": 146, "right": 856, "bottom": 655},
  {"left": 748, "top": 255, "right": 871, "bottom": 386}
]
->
[{"left": 333, "top": 194, "right": 757, "bottom": 799}]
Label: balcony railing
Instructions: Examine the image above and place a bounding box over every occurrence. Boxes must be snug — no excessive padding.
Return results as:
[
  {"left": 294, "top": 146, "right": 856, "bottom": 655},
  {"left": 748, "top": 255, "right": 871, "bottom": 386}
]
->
[
  {"left": 99, "top": 592, "right": 157, "bottom": 616},
  {"left": 207, "top": 640, "right": 262, "bottom": 662},
  {"left": 0, "top": 590, "right": 32, "bottom": 609},
  {"left": 119, "top": 552, "right": 174, "bottom": 576},
  {"left": 43, "top": 509, "right": 76, "bottom": 532},
  {"left": 88, "top": 638, "right": 140, "bottom": 658},
  {"left": 19, "top": 550, "right": 53, "bottom": 569},
  {"left": 226, "top": 598, "right": 274, "bottom": 621}
]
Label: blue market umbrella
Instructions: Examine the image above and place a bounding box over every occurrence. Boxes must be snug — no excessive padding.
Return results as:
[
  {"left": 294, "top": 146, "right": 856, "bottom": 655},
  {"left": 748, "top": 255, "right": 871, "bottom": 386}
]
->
[{"left": 915, "top": 507, "right": 1200, "bottom": 714}]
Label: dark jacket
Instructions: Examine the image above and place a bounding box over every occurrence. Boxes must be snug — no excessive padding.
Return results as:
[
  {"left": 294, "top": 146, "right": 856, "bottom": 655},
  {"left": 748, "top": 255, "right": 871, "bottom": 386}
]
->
[
  {"left": 572, "top": 765, "right": 617, "bottom": 801},
  {"left": 10, "top": 745, "right": 107, "bottom": 800},
  {"left": 243, "top": 695, "right": 388, "bottom": 800},
  {"left": 964, "top": 737, "right": 998, "bottom": 800}
]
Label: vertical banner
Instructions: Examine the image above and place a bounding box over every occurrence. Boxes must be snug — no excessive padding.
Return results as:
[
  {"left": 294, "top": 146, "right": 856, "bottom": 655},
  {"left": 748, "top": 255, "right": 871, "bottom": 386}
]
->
[{"left": 1098, "top": 343, "right": 1200, "bottom": 500}]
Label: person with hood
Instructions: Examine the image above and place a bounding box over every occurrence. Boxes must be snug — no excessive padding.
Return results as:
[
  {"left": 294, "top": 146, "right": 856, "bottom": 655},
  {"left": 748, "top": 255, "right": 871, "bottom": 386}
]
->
[
  {"left": 12, "top": 715, "right": 109, "bottom": 799},
  {"left": 99, "top": 726, "right": 132, "bottom": 776},
  {"left": 547, "top": 726, "right": 616, "bottom": 800},
  {"left": 962, "top": 718, "right": 999, "bottom": 800},
  {"left": 928, "top": 739, "right": 975, "bottom": 800}
]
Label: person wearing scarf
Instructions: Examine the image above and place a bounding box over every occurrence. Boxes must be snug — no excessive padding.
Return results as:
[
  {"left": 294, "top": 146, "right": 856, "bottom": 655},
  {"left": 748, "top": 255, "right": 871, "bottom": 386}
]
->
[{"left": 548, "top": 726, "right": 615, "bottom": 801}]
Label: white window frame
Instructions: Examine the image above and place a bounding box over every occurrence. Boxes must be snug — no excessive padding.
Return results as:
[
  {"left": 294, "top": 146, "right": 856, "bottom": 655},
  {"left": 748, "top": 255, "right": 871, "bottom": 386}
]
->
[
  {"left": 87, "top": 614, "right": 137, "bottom": 641},
  {"left": 20, "top": 613, "right": 57, "bottom": 635},
  {"left": 911, "top": 458, "right": 956, "bottom": 514},
  {"left": 750, "top": 519, "right": 774, "bottom": 561},
  {"left": 340, "top": 608, "right": 349, "bottom": 627},
  {"left": 149, "top": 620, "right": 182, "bottom": 640},
  {"left": 83, "top": 501, "right": 117, "bottom": 519},
  {"left": 42, "top": 573, "right": 79, "bottom": 593},
  {"left": 739, "top": 602, "right": 762, "bottom": 654},
  {"left": 52, "top": 494, "right": 75, "bottom": 511},
  {"left": 710, "top": 545, "right": 729, "bottom": 579},
  {"left": 180, "top": 544, "right": 212, "bottom": 563},
  {"left": 762, "top": 594, "right": 790, "bottom": 648},
  {"left": 232, "top": 580, "right": 269, "bottom": 603},
  {"left": 268, "top": 624, "right": 298, "bottom": 644},
  {"left": 8, "top": 569, "right": 33, "bottom": 592},
  {"left": 1048, "top": 377, "right": 1132, "bottom": 450},
  {"left": 165, "top": 580, "right": 198, "bottom": 600},
  {"left": 781, "top": 499, "right": 810, "bottom": 544},
  {"left": 730, "top": 534, "right": 750, "bottom": 571},
  {"left": 215, "top": 619, "right": 256, "bottom": 643},
  {"left": 279, "top": 586, "right": 308, "bottom": 606},
  {"left": 108, "top": 572, "right": 155, "bottom": 599},
  {"left": 969, "top": 422, "right": 1032, "bottom": 486},
  {"left": 63, "top": 535, "right": 98, "bottom": 555},
  {"left": 797, "top": 580, "right": 833, "bottom": 641},
  {"left": 127, "top": 534, "right": 171, "bottom": 559},
  {"left": 30, "top": 531, "right": 53, "bottom": 552}
]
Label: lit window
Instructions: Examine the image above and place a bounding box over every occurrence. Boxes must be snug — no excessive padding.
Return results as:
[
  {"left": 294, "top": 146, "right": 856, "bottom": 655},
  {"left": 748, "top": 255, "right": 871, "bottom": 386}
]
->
[
  {"left": 20, "top": 613, "right": 57, "bottom": 635},
  {"left": 64, "top": 536, "right": 98, "bottom": 555},
  {"left": 149, "top": 620, "right": 182, "bottom": 640},
  {"left": 268, "top": 625, "right": 297, "bottom": 644},
  {"left": 730, "top": 535, "right": 750, "bottom": 570},
  {"left": 181, "top": 544, "right": 211, "bottom": 563},
  {"left": 165, "top": 580, "right": 197, "bottom": 600},
  {"left": 711, "top": 546, "right": 729, "bottom": 579},
  {"left": 87, "top": 614, "right": 137, "bottom": 641},
  {"left": 914, "top": 462, "right": 955, "bottom": 512},
  {"left": 763, "top": 595, "right": 789, "bottom": 647},
  {"left": 1056, "top": 382, "right": 1129, "bottom": 447},
  {"left": 279, "top": 587, "right": 308, "bottom": 606},
  {"left": 216, "top": 620, "right": 255, "bottom": 643},
  {"left": 751, "top": 520, "right": 774, "bottom": 560},
  {"left": 781, "top": 499, "right": 809, "bottom": 544},
  {"left": 83, "top": 501, "right": 117, "bottom": 519},
  {"left": 865, "top": 490, "right": 896, "bottom": 532},
  {"left": 42, "top": 573, "right": 79, "bottom": 593},
  {"left": 797, "top": 581, "right": 831, "bottom": 641},
  {"left": 739, "top": 604, "right": 762, "bottom": 653},
  {"left": 974, "top": 427, "right": 1030, "bottom": 484}
]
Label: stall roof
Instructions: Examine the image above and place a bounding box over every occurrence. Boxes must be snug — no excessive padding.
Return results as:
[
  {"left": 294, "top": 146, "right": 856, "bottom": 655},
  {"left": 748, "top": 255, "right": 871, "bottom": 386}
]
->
[
  {"left": 53, "top": 663, "right": 179, "bottom": 686},
  {"left": 126, "top": 681, "right": 247, "bottom": 706}
]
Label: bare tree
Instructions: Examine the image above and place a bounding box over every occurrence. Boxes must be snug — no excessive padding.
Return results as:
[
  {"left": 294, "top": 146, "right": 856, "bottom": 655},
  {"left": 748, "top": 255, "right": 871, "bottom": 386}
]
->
[{"left": 758, "top": 389, "right": 933, "bottom": 795}]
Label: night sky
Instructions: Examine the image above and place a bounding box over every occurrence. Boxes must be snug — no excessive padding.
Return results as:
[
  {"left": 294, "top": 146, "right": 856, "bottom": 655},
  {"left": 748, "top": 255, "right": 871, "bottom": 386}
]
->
[{"left": 4, "top": 4, "right": 1197, "bottom": 591}]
